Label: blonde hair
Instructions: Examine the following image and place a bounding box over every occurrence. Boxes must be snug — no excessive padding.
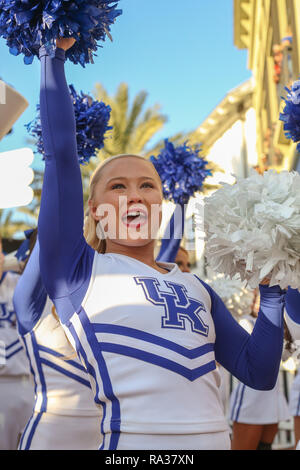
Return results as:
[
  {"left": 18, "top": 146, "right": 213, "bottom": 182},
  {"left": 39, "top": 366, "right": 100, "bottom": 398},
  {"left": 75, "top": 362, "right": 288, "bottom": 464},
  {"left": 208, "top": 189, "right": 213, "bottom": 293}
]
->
[{"left": 83, "top": 154, "right": 161, "bottom": 253}]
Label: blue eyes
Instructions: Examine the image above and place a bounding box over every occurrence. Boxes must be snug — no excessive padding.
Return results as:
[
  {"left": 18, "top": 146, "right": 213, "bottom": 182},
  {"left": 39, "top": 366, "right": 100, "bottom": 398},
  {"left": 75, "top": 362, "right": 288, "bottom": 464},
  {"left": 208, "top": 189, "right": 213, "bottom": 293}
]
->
[{"left": 111, "top": 182, "right": 154, "bottom": 190}]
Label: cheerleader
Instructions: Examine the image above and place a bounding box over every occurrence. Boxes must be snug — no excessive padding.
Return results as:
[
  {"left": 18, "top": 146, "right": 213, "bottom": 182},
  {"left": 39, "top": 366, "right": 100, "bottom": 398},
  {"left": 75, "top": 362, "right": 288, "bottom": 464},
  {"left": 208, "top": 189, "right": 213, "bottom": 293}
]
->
[
  {"left": 13, "top": 230, "right": 102, "bottom": 450},
  {"left": 35, "top": 38, "right": 287, "bottom": 450},
  {"left": 0, "top": 237, "right": 34, "bottom": 450}
]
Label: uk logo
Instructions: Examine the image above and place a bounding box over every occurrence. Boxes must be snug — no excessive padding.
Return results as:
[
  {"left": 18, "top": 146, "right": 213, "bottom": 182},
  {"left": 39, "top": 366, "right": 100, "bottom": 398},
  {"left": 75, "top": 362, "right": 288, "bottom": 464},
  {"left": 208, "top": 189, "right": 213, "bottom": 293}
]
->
[{"left": 134, "top": 277, "right": 209, "bottom": 337}]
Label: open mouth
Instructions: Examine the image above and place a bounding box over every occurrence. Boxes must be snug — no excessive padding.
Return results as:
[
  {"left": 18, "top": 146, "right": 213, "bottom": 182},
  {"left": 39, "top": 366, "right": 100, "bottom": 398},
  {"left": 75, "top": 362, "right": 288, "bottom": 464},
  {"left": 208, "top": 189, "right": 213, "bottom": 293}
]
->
[{"left": 121, "top": 209, "right": 148, "bottom": 228}]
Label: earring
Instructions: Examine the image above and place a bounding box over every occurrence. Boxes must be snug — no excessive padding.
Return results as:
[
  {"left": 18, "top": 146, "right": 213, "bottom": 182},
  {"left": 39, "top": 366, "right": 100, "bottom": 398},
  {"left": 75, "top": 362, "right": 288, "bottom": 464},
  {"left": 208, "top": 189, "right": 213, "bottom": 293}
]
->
[{"left": 96, "top": 221, "right": 107, "bottom": 240}]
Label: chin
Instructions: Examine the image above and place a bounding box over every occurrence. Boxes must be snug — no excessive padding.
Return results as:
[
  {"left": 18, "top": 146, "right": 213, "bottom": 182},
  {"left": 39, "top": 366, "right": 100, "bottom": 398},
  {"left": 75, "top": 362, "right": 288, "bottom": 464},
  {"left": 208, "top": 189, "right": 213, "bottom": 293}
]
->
[{"left": 113, "top": 237, "right": 155, "bottom": 249}]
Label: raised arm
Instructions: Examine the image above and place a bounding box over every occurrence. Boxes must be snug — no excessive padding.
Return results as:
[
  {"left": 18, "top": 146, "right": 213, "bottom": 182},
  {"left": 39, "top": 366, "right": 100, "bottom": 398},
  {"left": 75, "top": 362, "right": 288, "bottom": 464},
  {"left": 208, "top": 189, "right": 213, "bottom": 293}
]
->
[
  {"left": 157, "top": 204, "right": 185, "bottom": 263},
  {"left": 13, "top": 239, "right": 47, "bottom": 336},
  {"left": 199, "top": 280, "right": 285, "bottom": 390},
  {"left": 38, "top": 43, "right": 94, "bottom": 302}
]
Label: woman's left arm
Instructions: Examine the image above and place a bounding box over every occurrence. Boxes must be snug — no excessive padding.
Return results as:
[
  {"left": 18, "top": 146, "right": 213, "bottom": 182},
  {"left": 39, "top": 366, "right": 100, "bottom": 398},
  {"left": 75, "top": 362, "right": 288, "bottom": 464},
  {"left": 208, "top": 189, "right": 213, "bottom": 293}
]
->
[{"left": 203, "top": 282, "right": 285, "bottom": 390}]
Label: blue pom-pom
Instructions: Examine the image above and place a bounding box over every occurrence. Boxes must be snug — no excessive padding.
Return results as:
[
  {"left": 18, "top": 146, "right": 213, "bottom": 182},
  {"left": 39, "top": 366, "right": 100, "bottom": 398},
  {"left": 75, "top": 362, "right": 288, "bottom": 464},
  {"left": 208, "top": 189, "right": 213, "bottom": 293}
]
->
[
  {"left": 280, "top": 80, "right": 300, "bottom": 151},
  {"left": 0, "top": 1, "right": 122, "bottom": 66},
  {"left": 150, "top": 139, "right": 212, "bottom": 205},
  {"left": 26, "top": 84, "right": 112, "bottom": 164}
]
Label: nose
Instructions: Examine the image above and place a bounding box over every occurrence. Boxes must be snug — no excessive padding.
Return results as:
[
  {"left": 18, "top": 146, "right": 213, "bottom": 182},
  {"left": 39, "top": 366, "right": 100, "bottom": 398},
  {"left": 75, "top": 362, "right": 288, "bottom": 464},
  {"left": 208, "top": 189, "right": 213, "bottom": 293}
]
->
[{"left": 127, "top": 186, "right": 144, "bottom": 204}]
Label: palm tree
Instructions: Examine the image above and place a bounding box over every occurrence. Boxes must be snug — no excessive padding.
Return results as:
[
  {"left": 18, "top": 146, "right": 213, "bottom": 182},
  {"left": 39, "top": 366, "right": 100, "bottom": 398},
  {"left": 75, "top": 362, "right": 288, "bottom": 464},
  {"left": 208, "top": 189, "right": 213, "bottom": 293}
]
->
[{"left": 80, "top": 81, "right": 168, "bottom": 204}]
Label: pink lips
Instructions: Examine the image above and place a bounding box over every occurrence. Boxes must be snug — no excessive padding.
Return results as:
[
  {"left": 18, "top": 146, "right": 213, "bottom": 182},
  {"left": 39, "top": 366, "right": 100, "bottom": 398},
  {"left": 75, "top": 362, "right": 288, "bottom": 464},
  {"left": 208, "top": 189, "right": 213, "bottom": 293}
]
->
[{"left": 121, "top": 207, "right": 148, "bottom": 228}]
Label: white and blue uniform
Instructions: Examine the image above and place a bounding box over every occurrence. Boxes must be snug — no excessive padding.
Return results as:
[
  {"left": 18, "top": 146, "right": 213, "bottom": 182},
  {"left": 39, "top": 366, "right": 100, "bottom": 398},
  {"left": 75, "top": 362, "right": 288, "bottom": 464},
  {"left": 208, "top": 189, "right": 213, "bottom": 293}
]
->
[
  {"left": 13, "top": 241, "right": 102, "bottom": 450},
  {"left": 0, "top": 271, "right": 34, "bottom": 449},
  {"left": 37, "top": 47, "right": 287, "bottom": 450},
  {"left": 229, "top": 315, "right": 290, "bottom": 425}
]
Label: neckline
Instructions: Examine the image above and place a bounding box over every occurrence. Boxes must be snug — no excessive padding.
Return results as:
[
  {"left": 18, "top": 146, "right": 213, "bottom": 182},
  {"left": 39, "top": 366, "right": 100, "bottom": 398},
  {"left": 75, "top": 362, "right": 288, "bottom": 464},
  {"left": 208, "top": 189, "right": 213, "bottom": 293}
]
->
[{"left": 106, "top": 252, "right": 179, "bottom": 277}]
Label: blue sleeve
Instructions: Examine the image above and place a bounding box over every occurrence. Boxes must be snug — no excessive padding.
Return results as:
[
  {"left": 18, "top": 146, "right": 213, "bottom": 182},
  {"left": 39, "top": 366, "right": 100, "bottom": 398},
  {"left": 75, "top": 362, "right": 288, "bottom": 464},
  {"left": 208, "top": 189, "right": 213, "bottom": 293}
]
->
[
  {"left": 285, "top": 287, "right": 300, "bottom": 324},
  {"left": 37, "top": 47, "right": 94, "bottom": 316},
  {"left": 157, "top": 204, "right": 185, "bottom": 263},
  {"left": 200, "top": 280, "right": 285, "bottom": 390},
  {"left": 13, "top": 239, "right": 47, "bottom": 336}
]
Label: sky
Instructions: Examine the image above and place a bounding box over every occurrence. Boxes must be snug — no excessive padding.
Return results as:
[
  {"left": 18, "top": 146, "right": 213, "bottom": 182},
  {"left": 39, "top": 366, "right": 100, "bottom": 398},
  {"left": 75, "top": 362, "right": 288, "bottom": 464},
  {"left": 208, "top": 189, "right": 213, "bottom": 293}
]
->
[{"left": 0, "top": 0, "right": 252, "bottom": 166}]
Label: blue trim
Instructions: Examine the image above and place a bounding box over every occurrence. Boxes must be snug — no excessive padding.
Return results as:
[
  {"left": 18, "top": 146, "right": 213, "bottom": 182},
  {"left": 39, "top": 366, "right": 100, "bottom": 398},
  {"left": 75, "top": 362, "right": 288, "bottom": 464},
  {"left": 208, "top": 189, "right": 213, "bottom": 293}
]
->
[
  {"left": 66, "top": 318, "right": 107, "bottom": 450},
  {"left": 235, "top": 384, "right": 246, "bottom": 421},
  {"left": 77, "top": 308, "right": 121, "bottom": 450},
  {"left": 40, "top": 357, "right": 91, "bottom": 388},
  {"left": 6, "top": 339, "right": 20, "bottom": 350},
  {"left": 23, "top": 412, "right": 44, "bottom": 450},
  {"left": 100, "top": 342, "right": 216, "bottom": 381},
  {"left": 38, "top": 344, "right": 87, "bottom": 372},
  {"left": 31, "top": 331, "right": 48, "bottom": 413},
  {"left": 6, "top": 346, "right": 23, "bottom": 360},
  {"left": 93, "top": 323, "right": 214, "bottom": 359},
  {"left": 22, "top": 336, "right": 38, "bottom": 409},
  {"left": 18, "top": 411, "right": 34, "bottom": 450},
  {"left": 0, "top": 272, "right": 7, "bottom": 285},
  {"left": 230, "top": 384, "right": 241, "bottom": 421}
]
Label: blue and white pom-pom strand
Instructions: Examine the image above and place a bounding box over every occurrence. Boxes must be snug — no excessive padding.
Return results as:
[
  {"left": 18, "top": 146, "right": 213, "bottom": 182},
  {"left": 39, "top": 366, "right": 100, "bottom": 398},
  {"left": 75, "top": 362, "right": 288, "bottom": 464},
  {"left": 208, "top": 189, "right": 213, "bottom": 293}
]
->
[
  {"left": 26, "top": 84, "right": 112, "bottom": 164},
  {"left": 0, "top": 0, "right": 122, "bottom": 66},
  {"left": 280, "top": 80, "right": 300, "bottom": 150},
  {"left": 150, "top": 139, "right": 212, "bottom": 206}
]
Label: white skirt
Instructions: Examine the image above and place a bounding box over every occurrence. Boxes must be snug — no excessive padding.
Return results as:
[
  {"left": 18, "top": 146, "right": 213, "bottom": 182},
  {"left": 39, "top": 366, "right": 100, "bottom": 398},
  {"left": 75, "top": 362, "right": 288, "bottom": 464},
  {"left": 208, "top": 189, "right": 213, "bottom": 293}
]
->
[
  {"left": 19, "top": 411, "right": 102, "bottom": 450},
  {"left": 101, "top": 431, "right": 231, "bottom": 450},
  {"left": 289, "top": 372, "right": 300, "bottom": 417},
  {"left": 0, "top": 375, "right": 35, "bottom": 450},
  {"left": 230, "top": 377, "right": 290, "bottom": 424}
]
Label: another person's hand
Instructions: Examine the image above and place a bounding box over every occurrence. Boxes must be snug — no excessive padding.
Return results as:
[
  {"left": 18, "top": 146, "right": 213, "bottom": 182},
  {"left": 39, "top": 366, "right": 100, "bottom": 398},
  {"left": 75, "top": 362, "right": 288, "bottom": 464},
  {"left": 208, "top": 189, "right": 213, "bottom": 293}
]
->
[{"left": 56, "top": 37, "right": 76, "bottom": 51}]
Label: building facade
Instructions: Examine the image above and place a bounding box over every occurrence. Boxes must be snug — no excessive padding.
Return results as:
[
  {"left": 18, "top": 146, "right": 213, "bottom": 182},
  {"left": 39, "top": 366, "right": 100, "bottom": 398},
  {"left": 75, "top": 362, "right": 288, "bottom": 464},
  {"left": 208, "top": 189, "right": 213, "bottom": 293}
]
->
[{"left": 234, "top": 0, "right": 300, "bottom": 172}]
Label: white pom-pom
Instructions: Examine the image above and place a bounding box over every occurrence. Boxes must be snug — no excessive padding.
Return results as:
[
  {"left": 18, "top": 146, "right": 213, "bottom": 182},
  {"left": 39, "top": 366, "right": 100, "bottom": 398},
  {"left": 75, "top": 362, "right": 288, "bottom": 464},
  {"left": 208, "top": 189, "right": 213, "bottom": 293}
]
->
[
  {"left": 204, "top": 273, "right": 255, "bottom": 320},
  {"left": 204, "top": 169, "right": 300, "bottom": 289}
]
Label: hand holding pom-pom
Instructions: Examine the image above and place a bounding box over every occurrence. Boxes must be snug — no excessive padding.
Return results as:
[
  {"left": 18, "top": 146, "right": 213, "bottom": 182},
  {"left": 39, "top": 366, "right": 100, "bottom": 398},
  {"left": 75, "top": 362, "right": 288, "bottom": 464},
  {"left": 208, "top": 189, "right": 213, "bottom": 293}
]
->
[
  {"left": 0, "top": 1, "right": 122, "bottom": 66},
  {"left": 56, "top": 37, "right": 76, "bottom": 51}
]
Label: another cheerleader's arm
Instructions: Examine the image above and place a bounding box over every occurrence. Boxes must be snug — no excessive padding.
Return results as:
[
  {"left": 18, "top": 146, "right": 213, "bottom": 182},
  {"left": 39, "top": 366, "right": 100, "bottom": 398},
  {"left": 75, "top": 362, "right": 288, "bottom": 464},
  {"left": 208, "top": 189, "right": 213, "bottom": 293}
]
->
[
  {"left": 200, "top": 280, "right": 285, "bottom": 390},
  {"left": 157, "top": 204, "right": 185, "bottom": 263},
  {"left": 284, "top": 287, "right": 300, "bottom": 340},
  {"left": 13, "top": 239, "right": 47, "bottom": 336},
  {"left": 38, "top": 47, "right": 94, "bottom": 313}
]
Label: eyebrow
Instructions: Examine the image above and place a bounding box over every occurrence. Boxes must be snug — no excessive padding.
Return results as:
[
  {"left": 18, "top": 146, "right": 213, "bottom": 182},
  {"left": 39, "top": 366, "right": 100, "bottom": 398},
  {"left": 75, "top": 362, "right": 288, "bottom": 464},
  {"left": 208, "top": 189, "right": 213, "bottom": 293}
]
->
[{"left": 106, "top": 176, "right": 157, "bottom": 184}]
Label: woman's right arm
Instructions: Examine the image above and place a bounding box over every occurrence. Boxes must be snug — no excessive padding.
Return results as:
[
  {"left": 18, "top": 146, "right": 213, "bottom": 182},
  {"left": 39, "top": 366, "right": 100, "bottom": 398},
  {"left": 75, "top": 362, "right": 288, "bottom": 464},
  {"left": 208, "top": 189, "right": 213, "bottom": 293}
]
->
[
  {"left": 13, "top": 239, "right": 47, "bottom": 336},
  {"left": 38, "top": 46, "right": 94, "bottom": 304}
]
